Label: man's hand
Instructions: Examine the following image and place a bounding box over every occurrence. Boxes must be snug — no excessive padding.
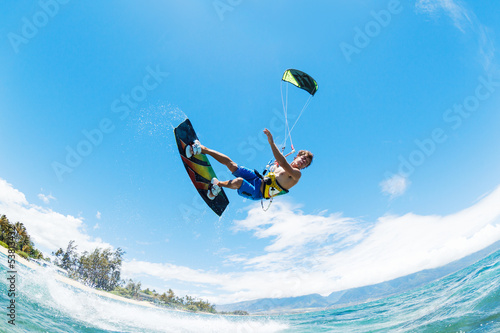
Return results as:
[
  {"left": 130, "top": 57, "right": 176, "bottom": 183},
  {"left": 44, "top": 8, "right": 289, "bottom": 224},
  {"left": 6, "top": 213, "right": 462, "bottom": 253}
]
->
[{"left": 263, "top": 128, "right": 273, "bottom": 144}]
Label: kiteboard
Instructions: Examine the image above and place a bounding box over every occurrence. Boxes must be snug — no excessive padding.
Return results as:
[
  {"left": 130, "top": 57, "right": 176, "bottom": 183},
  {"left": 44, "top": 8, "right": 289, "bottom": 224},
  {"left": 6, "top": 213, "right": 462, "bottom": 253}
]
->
[{"left": 174, "top": 119, "right": 229, "bottom": 216}]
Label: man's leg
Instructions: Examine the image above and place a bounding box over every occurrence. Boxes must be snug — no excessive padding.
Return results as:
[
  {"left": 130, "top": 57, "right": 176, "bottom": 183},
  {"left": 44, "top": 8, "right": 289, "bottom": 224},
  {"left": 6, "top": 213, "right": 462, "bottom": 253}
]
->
[
  {"left": 200, "top": 145, "right": 238, "bottom": 173},
  {"left": 200, "top": 145, "right": 244, "bottom": 192},
  {"left": 216, "top": 178, "right": 243, "bottom": 189}
]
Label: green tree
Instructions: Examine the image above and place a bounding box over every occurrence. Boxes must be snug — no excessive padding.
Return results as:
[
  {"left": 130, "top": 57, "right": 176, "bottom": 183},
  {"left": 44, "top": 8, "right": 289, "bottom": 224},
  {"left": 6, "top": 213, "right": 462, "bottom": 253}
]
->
[
  {"left": 0, "top": 215, "right": 12, "bottom": 242},
  {"left": 0, "top": 215, "right": 16, "bottom": 246},
  {"left": 166, "top": 289, "right": 176, "bottom": 303},
  {"left": 125, "top": 279, "right": 141, "bottom": 298},
  {"left": 29, "top": 247, "right": 45, "bottom": 260},
  {"left": 53, "top": 240, "right": 79, "bottom": 274},
  {"left": 0, "top": 214, "right": 44, "bottom": 260},
  {"left": 77, "top": 247, "right": 125, "bottom": 291},
  {"left": 13, "top": 221, "right": 28, "bottom": 249}
]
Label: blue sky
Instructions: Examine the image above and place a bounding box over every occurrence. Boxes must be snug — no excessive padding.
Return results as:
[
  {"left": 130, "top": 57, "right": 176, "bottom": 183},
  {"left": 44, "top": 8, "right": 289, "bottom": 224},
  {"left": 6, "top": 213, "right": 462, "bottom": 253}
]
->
[{"left": 1, "top": 0, "right": 500, "bottom": 304}]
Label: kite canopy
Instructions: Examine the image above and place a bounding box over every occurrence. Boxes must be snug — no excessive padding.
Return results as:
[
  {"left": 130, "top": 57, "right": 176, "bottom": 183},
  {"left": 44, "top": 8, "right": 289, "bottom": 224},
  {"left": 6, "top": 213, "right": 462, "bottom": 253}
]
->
[
  {"left": 279, "top": 69, "right": 318, "bottom": 153},
  {"left": 282, "top": 69, "right": 318, "bottom": 96}
]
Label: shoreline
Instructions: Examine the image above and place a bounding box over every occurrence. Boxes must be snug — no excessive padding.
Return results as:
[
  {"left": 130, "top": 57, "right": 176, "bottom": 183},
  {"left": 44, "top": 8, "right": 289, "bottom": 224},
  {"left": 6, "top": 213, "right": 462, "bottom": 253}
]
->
[
  {"left": 1, "top": 246, "right": 323, "bottom": 316},
  {"left": 0, "top": 246, "right": 282, "bottom": 316},
  {"left": 0, "top": 246, "right": 160, "bottom": 310}
]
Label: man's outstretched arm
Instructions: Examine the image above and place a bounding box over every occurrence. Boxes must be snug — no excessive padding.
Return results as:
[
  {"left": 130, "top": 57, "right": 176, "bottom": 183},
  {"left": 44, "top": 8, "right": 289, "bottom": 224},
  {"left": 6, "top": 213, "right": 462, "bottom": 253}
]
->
[{"left": 264, "top": 129, "right": 301, "bottom": 180}]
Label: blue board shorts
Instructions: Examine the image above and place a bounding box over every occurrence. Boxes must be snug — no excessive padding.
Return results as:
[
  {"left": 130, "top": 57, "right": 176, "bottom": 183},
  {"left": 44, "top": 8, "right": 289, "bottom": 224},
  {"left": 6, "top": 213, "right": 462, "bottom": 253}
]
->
[{"left": 232, "top": 166, "right": 264, "bottom": 200}]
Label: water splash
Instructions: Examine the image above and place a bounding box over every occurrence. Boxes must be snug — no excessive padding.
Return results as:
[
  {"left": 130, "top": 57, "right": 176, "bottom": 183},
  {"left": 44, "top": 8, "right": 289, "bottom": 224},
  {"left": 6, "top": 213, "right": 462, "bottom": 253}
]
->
[
  {"left": 136, "top": 103, "right": 186, "bottom": 141},
  {"left": 0, "top": 253, "right": 288, "bottom": 333}
]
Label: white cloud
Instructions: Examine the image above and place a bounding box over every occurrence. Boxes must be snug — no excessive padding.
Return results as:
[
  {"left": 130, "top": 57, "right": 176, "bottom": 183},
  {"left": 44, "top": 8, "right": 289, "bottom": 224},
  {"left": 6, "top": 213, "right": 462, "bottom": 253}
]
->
[
  {"left": 38, "top": 193, "right": 56, "bottom": 204},
  {"left": 122, "top": 260, "right": 230, "bottom": 286},
  {"left": 231, "top": 203, "right": 364, "bottom": 270},
  {"left": 415, "top": 0, "right": 496, "bottom": 70},
  {"left": 96, "top": 211, "right": 101, "bottom": 219},
  {"left": 416, "top": 0, "right": 471, "bottom": 31},
  {"left": 0, "top": 178, "right": 111, "bottom": 253},
  {"left": 380, "top": 174, "right": 410, "bottom": 198}
]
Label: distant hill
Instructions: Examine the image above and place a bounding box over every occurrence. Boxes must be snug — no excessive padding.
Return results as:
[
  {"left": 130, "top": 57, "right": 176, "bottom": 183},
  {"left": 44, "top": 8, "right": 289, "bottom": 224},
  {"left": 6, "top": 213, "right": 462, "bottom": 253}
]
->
[{"left": 216, "top": 240, "right": 500, "bottom": 314}]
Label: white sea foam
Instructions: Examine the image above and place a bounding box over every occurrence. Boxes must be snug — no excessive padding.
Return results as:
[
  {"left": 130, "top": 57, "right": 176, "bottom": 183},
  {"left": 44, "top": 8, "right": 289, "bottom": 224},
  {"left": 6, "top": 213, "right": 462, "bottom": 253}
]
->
[{"left": 2, "top": 256, "right": 287, "bottom": 333}]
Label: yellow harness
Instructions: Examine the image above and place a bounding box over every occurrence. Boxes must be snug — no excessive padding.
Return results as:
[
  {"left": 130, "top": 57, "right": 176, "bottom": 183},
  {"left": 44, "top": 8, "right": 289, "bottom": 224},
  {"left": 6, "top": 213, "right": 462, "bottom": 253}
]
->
[{"left": 262, "top": 172, "right": 289, "bottom": 199}]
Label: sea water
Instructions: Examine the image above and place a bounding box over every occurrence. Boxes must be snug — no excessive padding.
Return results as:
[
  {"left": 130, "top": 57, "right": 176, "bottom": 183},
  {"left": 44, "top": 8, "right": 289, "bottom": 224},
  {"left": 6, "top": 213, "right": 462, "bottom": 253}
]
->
[{"left": 1, "top": 249, "right": 499, "bottom": 333}]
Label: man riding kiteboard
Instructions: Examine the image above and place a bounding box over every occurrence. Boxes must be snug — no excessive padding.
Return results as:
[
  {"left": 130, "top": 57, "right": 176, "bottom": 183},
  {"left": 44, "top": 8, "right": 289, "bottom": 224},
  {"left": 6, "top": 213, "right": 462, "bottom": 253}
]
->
[
  {"left": 176, "top": 69, "right": 318, "bottom": 215},
  {"left": 186, "top": 129, "right": 313, "bottom": 201}
]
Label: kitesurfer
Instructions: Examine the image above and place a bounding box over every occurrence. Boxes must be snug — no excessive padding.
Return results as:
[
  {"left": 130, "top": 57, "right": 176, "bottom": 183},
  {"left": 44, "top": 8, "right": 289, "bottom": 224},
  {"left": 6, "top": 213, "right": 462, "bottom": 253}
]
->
[{"left": 187, "top": 129, "right": 313, "bottom": 200}]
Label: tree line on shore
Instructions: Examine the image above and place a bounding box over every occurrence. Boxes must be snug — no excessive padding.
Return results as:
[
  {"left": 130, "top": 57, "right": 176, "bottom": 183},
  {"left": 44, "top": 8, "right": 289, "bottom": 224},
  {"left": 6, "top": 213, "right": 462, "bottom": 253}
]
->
[
  {"left": 0, "top": 214, "right": 45, "bottom": 260},
  {"left": 52, "top": 240, "right": 224, "bottom": 313},
  {"left": 0, "top": 214, "right": 247, "bottom": 315}
]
